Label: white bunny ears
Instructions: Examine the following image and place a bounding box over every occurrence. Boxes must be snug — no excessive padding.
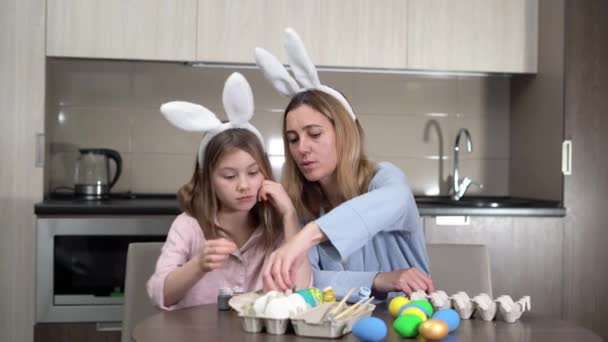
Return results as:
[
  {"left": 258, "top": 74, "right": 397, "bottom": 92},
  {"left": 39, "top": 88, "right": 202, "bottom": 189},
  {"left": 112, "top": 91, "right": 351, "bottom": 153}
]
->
[
  {"left": 255, "top": 28, "right": 356, "bottom": 121},
  {"left": 160, "top": 72, "right": 264, "bottom": 166}
]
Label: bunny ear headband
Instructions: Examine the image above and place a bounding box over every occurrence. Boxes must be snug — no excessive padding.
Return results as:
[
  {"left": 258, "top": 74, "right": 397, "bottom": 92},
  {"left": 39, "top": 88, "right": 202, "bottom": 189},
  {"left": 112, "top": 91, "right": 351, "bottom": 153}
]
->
[
  {"left": 160, "top": 72, "right": 264, "bottom": 166},
  {"left": 255, "top": 28, "right": 356, "bottom": 121}
]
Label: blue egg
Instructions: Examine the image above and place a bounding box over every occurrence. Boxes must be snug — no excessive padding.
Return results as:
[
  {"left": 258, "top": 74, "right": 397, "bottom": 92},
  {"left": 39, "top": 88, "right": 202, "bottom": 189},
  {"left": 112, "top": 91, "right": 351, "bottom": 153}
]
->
[
  {"left": 432, "top": 309, "right": 460, "bottom": 332},
  {"left": 352, "top": 317, "right": 387, "bottom": 342},
  {"left": 397, "top": 303, "right": 432, "bottom": 317}
]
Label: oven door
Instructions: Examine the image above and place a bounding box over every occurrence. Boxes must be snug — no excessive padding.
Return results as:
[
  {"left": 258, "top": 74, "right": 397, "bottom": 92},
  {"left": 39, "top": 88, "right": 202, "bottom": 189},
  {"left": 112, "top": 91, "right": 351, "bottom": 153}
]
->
[{"left": 36, "top": 216, "right": 173, "bottom": 322}]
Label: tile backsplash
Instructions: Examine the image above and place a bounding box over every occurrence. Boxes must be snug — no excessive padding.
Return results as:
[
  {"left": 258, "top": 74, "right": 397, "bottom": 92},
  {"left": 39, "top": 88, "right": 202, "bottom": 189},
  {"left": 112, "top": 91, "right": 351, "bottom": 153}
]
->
[{"left": 46, "top": 59, "right": 510, "bottom": 196}]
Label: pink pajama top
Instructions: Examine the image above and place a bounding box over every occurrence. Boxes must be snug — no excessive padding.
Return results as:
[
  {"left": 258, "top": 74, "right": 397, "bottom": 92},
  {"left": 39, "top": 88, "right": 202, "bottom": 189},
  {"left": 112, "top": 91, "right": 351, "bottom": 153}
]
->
[{"left": 147, "top": 213, "right": 269, "bottom": 310}]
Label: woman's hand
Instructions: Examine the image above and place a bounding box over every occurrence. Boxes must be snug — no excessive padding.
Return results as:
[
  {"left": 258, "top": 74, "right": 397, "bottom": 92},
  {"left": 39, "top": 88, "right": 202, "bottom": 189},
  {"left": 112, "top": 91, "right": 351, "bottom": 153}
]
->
[
  {"left": 262, "top": 223, "right": 324, "bottom": 291},
  {"left": 372, "top": 268, "right": 435, "bottom": 295},
  {"left": 257, "top": 180, "right": 296, "bottom": 219},
  {"left": 197, "top": 238, "right": 237, "bottom": 273},
  {"left": 263, "top": 244, "right": 308, "bottom": 291}
]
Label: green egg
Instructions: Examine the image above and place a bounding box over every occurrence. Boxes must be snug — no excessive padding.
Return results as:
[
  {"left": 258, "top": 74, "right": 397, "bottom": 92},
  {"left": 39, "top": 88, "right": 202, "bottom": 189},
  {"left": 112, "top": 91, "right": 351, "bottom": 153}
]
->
[
  {"left": 393, "top": 313, "right": 423, "bottom": 338},
  {"left": 410, "top": 299, "right": 434, "bottom": 317}
]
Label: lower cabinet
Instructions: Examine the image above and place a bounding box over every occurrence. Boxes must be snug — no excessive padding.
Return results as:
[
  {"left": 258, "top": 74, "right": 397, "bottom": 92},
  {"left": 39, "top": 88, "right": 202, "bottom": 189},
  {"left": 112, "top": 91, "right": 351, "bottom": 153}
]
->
[
  {"left": 423, "top": 216, "right": 564, "bottom": 317},
  {"left": 35, "top": 323, "right": 121, "bottom": 342}
]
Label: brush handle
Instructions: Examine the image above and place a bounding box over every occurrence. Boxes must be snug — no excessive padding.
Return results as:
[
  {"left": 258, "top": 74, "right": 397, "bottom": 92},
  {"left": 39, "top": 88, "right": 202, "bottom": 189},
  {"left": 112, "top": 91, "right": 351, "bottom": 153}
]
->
[{"left": 334, "top": 296, "right": 374, "bottom": 320}]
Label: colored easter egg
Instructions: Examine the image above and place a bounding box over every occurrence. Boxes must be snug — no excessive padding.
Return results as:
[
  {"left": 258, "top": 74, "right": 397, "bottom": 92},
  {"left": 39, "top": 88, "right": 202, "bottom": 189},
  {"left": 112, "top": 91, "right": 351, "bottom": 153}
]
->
[
  {"left": 352, "top": 317, "right": 387, "bottom": 342},
  {"left": 397, "top": 303, "right": 430, "bottom": 317},
  {"left": 400, "top": 307, "right": 427, "bottom": 322},
  {"left": 322, "top": 286, "right": 336, "bottom": 302},
  {"left": 410, "top": 299, "right": 434, "bottom": 317},
  {"left": 296, "top": 289, "right": 317, "bottom": 307},
  {"left": 308, "top": 287, "right": 323, "bottom": 305},
  {"left": 418, "top": 319, "right": 450, "bottom": 340},
  {"left": 393, "top": 314, "right": 423, "bottom": 338},
  {"left": 389, "top": 296, "right": 410, "bottom": 317},
  {"left": 432, "top": 309, "right": 461, "bottom": 332}
]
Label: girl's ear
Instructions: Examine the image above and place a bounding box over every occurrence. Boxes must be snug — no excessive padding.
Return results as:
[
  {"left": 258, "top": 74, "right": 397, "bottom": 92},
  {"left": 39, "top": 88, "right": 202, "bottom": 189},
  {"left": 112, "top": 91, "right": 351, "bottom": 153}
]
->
[
  {"left": 223, "top": 72, "right": 255, "bottom": 125},
  {"left": 160, "top": 101, "right": 222, "bottom": 132},
  {"left": 284, "top": 27, "right": 321, "bottom": 89},
  {"left": 255, "top": 47, "right": 301, "bottom": 97}
]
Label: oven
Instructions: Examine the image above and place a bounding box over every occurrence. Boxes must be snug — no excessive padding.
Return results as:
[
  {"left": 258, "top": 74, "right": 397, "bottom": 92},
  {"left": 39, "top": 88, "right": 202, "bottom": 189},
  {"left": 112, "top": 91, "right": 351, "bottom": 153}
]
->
[{"left": 36, "top": 216, "right": 173, "bottom": 323}]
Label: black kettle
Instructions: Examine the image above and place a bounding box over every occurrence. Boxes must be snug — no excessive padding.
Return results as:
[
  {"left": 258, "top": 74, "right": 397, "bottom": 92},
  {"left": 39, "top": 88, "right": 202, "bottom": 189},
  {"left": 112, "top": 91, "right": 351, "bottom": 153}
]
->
[{"left": 74, "top": 148, "right": 122, "bottom": 199}]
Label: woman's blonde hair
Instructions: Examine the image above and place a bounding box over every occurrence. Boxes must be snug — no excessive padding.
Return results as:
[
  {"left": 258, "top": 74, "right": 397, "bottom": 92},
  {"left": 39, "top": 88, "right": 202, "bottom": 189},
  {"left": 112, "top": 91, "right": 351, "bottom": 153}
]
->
[
  {"left": 178, "top": 129, "right": 282, "bottom": 250},
  {"left": 282, "top": 90, "right": 376, "bottom": 221}
]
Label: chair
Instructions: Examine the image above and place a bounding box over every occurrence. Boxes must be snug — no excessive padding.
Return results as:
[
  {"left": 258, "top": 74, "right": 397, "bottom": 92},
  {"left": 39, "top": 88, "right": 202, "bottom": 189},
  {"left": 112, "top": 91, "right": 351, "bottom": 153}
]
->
[
  {"left": 426, "top": 243, "right": 493, "bottom": 297},
  {"left": 121, "top": 242, "right": 163, "bottom": 342}
]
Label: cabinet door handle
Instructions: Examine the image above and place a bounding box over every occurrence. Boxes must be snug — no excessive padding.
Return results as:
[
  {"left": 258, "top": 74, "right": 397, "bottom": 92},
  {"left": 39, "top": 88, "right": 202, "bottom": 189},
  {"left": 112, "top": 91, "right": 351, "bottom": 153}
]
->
[
  {"left": 562, "top": 140, "right": 572, "bottom": 175},
  {"left": 35, "top": 132, "right": 45, "bottom": 168}
]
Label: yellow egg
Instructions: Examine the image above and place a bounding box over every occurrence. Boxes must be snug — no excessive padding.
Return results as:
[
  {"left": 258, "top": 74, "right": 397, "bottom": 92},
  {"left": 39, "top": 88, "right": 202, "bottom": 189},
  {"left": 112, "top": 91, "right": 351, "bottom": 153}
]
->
[
  {"left": 400, "top": 307, "right": 427, "bottom": 322},
  {"left": 418, "top": 319, "right": 449, "bottom": 340},
  {"left": 389, "top": 296, "right": 410, "bottom": 317}
]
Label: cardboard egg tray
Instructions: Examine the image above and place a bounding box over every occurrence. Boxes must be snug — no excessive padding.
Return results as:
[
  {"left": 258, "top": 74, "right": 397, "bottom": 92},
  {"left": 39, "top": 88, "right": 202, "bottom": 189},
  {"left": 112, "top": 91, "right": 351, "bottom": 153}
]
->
[{"left": 238, "top": 302, "right": 376, "bottom": 338}]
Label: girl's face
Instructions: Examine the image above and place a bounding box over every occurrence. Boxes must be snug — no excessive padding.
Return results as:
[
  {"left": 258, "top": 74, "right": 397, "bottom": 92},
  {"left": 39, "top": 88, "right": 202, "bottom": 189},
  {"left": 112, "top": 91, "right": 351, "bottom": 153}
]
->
[
  {"left": 285, "top": 105, "right": 338, "bottom": 185},
  {"left": 212, "top": 148, "right": 265, "bottom": 213}
]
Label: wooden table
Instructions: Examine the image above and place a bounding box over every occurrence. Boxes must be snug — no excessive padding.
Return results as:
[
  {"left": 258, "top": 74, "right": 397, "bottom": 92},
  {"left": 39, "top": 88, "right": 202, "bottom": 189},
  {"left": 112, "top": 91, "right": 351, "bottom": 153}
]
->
[{"left": 133, "top": 304, "right": 602, "bottom": 341}]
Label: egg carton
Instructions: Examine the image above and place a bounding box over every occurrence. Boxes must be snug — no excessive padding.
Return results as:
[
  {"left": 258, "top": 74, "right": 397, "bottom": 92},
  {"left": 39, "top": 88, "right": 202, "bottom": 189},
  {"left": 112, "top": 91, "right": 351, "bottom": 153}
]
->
[
  {"left": 410, "top": 290, "right": 531, "bottom": 323},
  {"left": 291, "top": 302, "right": 376, "bottom": 339},
  {"left": 239, "top": 313, "right": 291, "bottom": 335}
]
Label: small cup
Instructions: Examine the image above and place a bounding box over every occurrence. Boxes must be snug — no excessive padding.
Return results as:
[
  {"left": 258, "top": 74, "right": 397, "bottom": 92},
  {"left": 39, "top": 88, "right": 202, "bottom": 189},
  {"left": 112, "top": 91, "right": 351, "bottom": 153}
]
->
[
  {"left": 264, "top": 318, "right": 289, "bottom": 335},
  {"left": 240, "top": 316, "right": 264, "bottom": 333}
]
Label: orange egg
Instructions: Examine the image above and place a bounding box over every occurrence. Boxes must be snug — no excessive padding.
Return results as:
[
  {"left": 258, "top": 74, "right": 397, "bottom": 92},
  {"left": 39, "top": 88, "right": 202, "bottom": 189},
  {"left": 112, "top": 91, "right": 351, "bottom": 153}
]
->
[{"left": 418, "top": 319, "right": 449, "bottom": 340}]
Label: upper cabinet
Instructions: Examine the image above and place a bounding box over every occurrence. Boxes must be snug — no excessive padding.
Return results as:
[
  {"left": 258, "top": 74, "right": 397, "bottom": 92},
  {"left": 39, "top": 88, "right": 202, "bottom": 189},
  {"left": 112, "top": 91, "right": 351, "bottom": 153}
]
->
[
  {"left": 46, "top": 0, "right": 197, "bottom": 61},
  {"left": 407, "top": 0, "right": 538, "bottom": 73},
  {"left": 46, "top": 0, "right": 538, "bottom": 73},
  {"left": 196, "top": 0, "right": 408, "bottom": 69}
]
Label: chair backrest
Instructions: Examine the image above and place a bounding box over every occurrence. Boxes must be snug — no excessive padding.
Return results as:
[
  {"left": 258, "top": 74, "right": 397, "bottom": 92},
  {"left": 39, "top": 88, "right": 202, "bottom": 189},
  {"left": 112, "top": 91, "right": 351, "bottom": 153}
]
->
[
  {"left": 426, "top": 243, "right": 493, "bottom": 297},
  {"left": 121, "top": 242, "right": 163, "bottom": 342}
]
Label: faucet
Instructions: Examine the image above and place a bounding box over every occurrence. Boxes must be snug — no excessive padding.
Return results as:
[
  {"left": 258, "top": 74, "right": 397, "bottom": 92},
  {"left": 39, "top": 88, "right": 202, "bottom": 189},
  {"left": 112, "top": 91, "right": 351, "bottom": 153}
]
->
[{"left": 451, "top": 128, "right": 481, "bottom": 200}]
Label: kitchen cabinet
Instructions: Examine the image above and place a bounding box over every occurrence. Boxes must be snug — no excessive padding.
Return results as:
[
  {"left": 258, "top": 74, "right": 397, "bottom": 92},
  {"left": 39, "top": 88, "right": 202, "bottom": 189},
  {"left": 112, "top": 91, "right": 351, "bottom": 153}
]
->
[
  {"left": 424, "top": 216, "right": 563, "bottom": 318},
  {"left": 196, "top": 0, "right": 408, "bottom": 69},
  {"left": 35, "top": 323, "right": 120, "bottom": 342},
  {"left": 46, "top": 0, "right": 197, "bottom": 61},
  {"left": 407, "top": 0, "right": 538, "bottom": 73},
  {"left": 46, "top": 0, "right": 537, "bottom": 73}
]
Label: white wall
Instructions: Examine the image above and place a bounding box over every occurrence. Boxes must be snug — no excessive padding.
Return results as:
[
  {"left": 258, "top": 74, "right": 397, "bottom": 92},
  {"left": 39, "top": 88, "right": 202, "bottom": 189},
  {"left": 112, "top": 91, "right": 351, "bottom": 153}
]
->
[{"left": 0, "top": 0, "right": 45, "bottom": 341}]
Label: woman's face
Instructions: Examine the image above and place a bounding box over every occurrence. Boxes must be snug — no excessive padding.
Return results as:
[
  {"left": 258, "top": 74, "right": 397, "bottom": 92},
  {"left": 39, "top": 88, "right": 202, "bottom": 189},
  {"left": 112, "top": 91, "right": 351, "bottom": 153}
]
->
[
  {"left": 285, "top": 105, "right": 338, "bottom": 185},
  {"left": 212, "top": 148, "right": 265, "bottom": 213}
]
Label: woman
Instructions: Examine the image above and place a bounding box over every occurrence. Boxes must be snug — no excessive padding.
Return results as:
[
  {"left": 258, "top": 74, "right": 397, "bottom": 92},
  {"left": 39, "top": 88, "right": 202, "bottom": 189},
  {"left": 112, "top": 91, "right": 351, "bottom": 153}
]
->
[
  {"left": 262, "top": 90, "right": 433, "bottom": 300},
  {"left": 256, "top": 28, "right": 433, "bottom": 300}
]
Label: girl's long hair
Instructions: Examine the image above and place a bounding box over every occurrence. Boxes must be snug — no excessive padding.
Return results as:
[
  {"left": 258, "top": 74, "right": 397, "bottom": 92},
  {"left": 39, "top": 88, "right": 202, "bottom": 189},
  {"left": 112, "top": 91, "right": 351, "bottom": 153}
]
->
[
  {"left": 282, "top": 90, "right": 376, "bottom": 221},
  {"left": 177, "top": 129, "right": 282, "bottom": 250}
]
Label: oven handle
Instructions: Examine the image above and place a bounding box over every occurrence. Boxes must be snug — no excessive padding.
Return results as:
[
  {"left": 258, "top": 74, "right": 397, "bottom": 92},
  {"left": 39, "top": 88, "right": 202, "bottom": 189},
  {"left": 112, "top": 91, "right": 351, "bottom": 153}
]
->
[{"left": 96, "top": 322, "right": 122, "bottom": 332}]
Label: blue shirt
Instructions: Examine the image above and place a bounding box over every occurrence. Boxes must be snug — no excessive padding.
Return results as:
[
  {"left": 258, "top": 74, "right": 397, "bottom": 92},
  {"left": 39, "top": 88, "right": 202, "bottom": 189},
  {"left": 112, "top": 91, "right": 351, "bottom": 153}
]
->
[{"left": 309, "top": 162, "right": 430, "bottom": 301}]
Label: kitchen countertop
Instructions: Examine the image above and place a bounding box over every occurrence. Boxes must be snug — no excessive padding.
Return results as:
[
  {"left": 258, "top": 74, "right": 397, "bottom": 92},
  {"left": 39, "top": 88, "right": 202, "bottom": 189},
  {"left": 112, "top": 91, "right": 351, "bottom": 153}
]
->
[{"left": 35, "top": 193, "right": 566, "bottom": 217}]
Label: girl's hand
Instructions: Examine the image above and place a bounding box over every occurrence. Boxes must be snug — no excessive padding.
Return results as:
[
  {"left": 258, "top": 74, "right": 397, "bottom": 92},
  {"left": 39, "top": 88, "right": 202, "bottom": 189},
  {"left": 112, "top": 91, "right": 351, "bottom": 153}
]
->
[
  {"left": 257, "top": 180, "right": 296, "bottom": 219},
  {"left": 372, "top": 268, "right": 435, "bottom": 295},
  {"left": 197, "top": 238, "right": 237, "bottom": 273}
]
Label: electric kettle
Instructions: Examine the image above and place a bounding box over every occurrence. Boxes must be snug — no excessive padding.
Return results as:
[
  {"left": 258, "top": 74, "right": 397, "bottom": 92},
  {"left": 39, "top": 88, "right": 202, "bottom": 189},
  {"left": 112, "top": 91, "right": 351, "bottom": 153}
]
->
[{"left": 74, "top": 148, "right": 122, "bottom": 199}]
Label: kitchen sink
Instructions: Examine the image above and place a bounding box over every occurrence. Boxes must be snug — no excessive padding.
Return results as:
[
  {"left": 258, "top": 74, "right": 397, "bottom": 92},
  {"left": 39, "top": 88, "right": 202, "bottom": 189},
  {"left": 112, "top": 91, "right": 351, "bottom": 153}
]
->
[{"left": 414, "top": 196, "right": 561, "bottom": 208}]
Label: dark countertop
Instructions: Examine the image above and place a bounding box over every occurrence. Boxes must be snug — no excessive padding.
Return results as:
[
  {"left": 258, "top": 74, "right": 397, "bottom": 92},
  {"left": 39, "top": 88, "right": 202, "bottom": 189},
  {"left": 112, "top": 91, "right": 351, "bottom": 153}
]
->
[{"left": 35, "top": 193, "right": 566, "bottom": 217}]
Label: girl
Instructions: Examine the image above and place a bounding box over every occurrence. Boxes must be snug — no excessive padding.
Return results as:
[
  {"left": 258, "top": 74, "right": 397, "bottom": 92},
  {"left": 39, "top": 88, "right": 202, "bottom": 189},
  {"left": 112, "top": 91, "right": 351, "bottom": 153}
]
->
[
  {"left": 255, "top": 29, "right": 433, "bottom": 300},
  {"left": 147, "top": 73, "right": 311, "bottom": 310}
]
